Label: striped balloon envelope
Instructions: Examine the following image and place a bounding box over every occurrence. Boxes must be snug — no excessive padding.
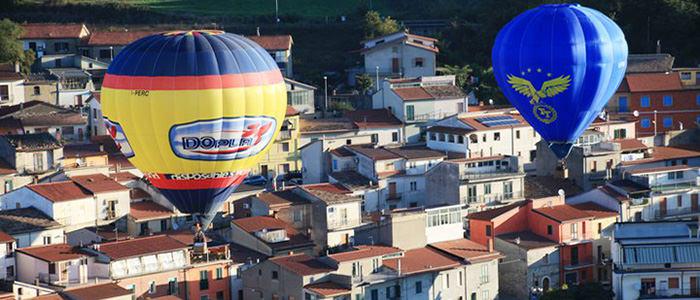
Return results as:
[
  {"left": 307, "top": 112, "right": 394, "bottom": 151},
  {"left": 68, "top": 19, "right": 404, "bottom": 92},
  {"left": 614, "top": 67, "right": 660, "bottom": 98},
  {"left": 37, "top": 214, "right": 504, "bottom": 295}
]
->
[{"left": 102, "top": 30, "right": 287, "bottom": 228}]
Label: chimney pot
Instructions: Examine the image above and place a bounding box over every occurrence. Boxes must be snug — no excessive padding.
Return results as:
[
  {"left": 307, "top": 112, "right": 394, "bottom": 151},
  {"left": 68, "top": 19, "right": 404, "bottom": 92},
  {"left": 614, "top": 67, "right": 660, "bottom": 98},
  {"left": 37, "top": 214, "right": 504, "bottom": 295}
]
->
[{"left": 488, "top": 238, "right": 494, "bottom": 252}]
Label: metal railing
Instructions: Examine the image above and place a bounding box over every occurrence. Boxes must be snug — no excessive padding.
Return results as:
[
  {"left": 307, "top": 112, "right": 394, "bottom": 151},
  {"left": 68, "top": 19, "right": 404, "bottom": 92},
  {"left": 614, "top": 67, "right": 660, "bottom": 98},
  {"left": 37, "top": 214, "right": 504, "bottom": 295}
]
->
[
  {"left": 655, "top": 206, "right": 700, "bottom": 219},
  {"left": 651, "top": 179, "right": 700, "bottom": 192},
  {"left": 562, "top": 258, "right": 594, "bottom": 270},
  {"left": 461, "top": 168, "right": 523, "bottom": 180},
  {"left": 276, "top": 130, "right": 292, "bottom": 141},
  {"left": 462, "top": 191, "right": 525, "bottom": 204},
  {"left": 639, "top": 288, "right": 700, "bottom": 299},
  {"left": 327, "top": 218, "right": 362, "bottom": 230}
]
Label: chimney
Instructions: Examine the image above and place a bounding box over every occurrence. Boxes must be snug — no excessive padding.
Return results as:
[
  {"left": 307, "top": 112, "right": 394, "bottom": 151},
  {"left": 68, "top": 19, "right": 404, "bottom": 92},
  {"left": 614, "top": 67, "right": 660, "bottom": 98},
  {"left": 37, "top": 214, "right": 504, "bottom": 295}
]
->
[
  {"left": 488, "top": 238, "right": 494, "bottom": 253},
  {"left": 397, "top": 259, "right": 401, "bottom": 276},
  {"left": 656, "top": 40, "right": 661, "bottom": 54},
  {"left": 14, "top": 62, "right": 20, "bottom": 73},
  {"left": 98, "top": 143, "right": 104, "bottom": 152},
  {"left": 256, "top": 27, "right": 260, "bottom": 36}
]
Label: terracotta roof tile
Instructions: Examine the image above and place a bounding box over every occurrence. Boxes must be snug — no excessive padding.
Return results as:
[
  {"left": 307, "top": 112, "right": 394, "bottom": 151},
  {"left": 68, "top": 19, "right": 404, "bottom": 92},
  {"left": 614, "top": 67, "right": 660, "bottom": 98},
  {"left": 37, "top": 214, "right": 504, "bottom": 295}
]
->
[
  {"left": 28, "top": 181, "right": 92, "bottom": 202},
  {"left": 270, "top": 254, "right": 334, "bottom": 276},
  {"left": 286, "top": 105, "right": 299, "bottom": 116},
  {"left": 571, "top": 202, "right": 619, "bottom": 219},
  {"left": 21, "top": 23, "right": 86, "bottom": 39},
  {"left": 0, "top": 207, "right": 62, "bottom": 235},
  {"left": 467, "top": 201, "right": 528, "bottom": 221},
  {"left": 86, "top": 31, "right": 154, "bottom": 46},
  {"left": 391, "top": 87, "right": 433, "bottom": 101},
  {"left": 33, "top": 294, "right": 66, "bottom": 300},
  {"left": 497, "top": 231, "right": 558, "bottom": 250},
  {"left": 330, "top": 147, "right": 354, "bottom": 157},
  {"left": 302, "top": 183, "right": 360, "bottom": 204},
  {"left": 347, "top": 144, "right": 401, "bottom": 160},
  {"left": 622, "top": 146, "right": 700, "bottom": 166},
  {"left": 383, "top": 247, "right": 460, "bottom": 275},
  {"left": 129, "top": 188, "right": 150, "bottom": 200},
  {"left": 626, "top": 53, "right": 674, "bottom": 73},
  {"left": 18, "top": 243, "right": 87, "bottom": 262},
  {"left": 0, "top": 230, "right": 14, "bottom": 243},
  {"left": 257, "top": 189, "right": 309, "bottom": 207},
  {"left": 345, "top": 109, "right": 402, "bottom": 129},
  {"left": 63, "top": 283, "right": 132, "bottom": 300},
  {"left": 615, "top": 139, "right": 648, "bottom": 152},
  {"left": 98, "top": 235, "right": 187, "bottom": 260},
  {"left": 300, "top": 118, "right": 354, "bottom": 133},
  {"left": 2, "top": 132, "right": 62, "bottom": 152},
  {"left": 247, "top": 35, "right": 292, "bottom": 51},
  {"left": 428, "top": 125, "right": 473, "bottom": 135},
  {"left": 624, "top": 72, "right": 683, "bottom": 92},
  {"left": 304, "top": 281, "right": 351, "bottom": 297},
  {"left": 130, "top": 201, "right": 173, "bottom": 221},
  {"left": 328, "top": 245, "right": 402, "bottom": 263},
  {"left": 627, "top": 164, "right": 695, "bottom": 175},
  {"left": 385, "top": 146, "right": 445, "bottom": 160},
  {"left": 0, "top": 159, "right": 16, "bottom": 175},
  {"left": 430, "top": 239, "right": 501, "bottom": 263},
  {"left": 71, "top": 174, "right": 128, "bottom": 193},
  {"left": 110, "top": 171, "right": 140, "bottom": 182},
  {"left": 533, "top": 204, "right": 594, "bottom": 223},
  {"left": 160, "top": 229, "right": 210, "bottom": 245}
]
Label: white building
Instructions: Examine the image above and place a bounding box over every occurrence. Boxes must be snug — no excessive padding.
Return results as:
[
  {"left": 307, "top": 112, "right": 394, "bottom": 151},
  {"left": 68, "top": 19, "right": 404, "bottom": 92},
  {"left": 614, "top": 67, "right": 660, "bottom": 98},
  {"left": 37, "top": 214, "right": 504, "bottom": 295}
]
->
[
  {"left": 361, "top": 31, "right": 438, "bottom": 80},
  {"left": 15, "top": 243, "right": 98, "bottom": 290},
  {"left": 248, "top": 35, "right": 294, "bottom": 78},
  {"left": 0, "top": 231, "right": 15, "bottom": 281},
  {"left": 20, "top": 23, "right": 90, "bottom": 59},
  {"left": 0, "top": 63, "right": 26, "bottom": 107},
  {"left": 372, "top": 76, "right": 467, "bottom": 143},
  {"left": 300, "top": 183, "right": 365, "bottom": 252},
  {"left": 612, "top": 221, "right": 700, "bottom": 300},
  {"left": 0, "top": 207, "right": 64, "bottom": 249},
  {"left": 1, "top": 174, "right": 130, "bottom": 231}
]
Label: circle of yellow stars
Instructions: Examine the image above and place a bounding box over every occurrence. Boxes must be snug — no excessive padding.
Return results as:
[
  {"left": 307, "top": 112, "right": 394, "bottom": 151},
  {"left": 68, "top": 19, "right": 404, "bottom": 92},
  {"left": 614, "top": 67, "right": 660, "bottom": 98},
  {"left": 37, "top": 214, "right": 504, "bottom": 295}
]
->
[{"left": 520, "top": 68, "right": 553, "bottom": 77}]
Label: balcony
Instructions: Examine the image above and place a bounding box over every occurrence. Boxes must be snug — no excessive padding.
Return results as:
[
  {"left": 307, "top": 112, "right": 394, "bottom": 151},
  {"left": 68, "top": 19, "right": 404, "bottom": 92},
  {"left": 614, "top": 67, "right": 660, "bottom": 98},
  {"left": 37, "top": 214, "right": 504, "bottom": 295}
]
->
[
  {"left": 276, "top": 130, "right": 292, "bottom": 141},
  {"left": 460, "top": 168, "right": 524, "bottom": 181},
  {"left": 655, "top": 206, "right": 700, "bottom": 219},
  {"left": 562, "top": 258, "right": 595, "bottom": 270},
  {"left": 639, "top": 288, "right": 700, "bottom": 299},
  {"left": 563, "top": 232, "right": 594, "bottom": 245},
  {"left": 651, "top": 178, "right": 700, "bottom": 193},
  {"left": 327, "top": 217, "right": 362, "bottom": 230},
  {"left": 462, "top": 191, "right": 525, "bottom": 205}
]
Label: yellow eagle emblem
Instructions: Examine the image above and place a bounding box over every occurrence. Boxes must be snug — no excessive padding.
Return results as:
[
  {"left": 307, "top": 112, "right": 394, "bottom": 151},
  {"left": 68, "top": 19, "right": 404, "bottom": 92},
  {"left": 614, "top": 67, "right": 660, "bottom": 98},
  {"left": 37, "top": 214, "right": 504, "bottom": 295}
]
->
[{"left": 507, "top": 74, "right": 571, "bottom": 104}]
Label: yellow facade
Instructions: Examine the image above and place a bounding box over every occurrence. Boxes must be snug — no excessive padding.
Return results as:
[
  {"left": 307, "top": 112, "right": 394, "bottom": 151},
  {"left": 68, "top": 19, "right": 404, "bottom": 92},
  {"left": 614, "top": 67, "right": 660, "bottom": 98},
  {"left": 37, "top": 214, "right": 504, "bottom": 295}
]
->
[{"left": 253, "top": 107, "right": 301, "bottom": 178}]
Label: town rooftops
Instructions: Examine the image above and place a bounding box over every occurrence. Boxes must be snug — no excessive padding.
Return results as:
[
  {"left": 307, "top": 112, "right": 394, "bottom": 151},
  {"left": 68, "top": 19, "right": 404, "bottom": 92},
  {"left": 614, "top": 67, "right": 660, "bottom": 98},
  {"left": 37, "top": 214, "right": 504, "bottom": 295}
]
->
[
  {"left": 0, "top": 159, "right": 16, "bottom": 175},
  {"left": 621, "top": 146, "right": 700, "bottom": 166},
  {"left": 467, "top": 201, "right": 528, "bottom": 221},
  {"left": 383, "top": 247, "right": 460, "bottom": 275},
  {"left": 129, "top": 201, "right": 174, "bottom": 222},
  {"left": 286, "top": 105, "right": 299, "bottom": 117},
  {"left": 0, "top": 231, "right": 13, "bottom": 243},
  {"left": 428, "top": 125, "right": 473, "bottom": 135},
  {"left": 615, "top": 138, "right": 649, "bottom": 152},
  {"left": 622, "top": 72, "right": 683, "bottom": 92},
  {"left": 570, "top": 202, "right": 619, "bottom": 219},
  {"left": 345, "top": 109, "right": 402, "bottom": 129},
  {"left": 63, "top": 143, "right": 107, "bottom": 158},
  {"left": 71, "top": 173, "right": 129, "bottom": 194},
  {"left": 232, "top": 216, "right": 314, "bottom": 251},
  {"left": 17, "top": 243, "right": 88, "bottom": 262},
  {"left": 327, "top": 245, "right": 402, "bottom": 263},
  {"left": 329, "top": 170, "right": 376, "bottom": 191},
  {"left": 330, "top": 147, "right": 354, "bottom": 158},
  {"left": 362, "top": 31, "right": 438, "bottom": 53},
  {"left": 130, "top": 188, "right": 150, "bottom": 200},
  {"left": 300, "top": 118, "right": 354, "bottom": 133},
  {"left": 269, "top": 253, "right": 335, "bottom": 276},
  {"left": 28, "top": 181, "right": 92, "bottom": 202},
  {"left": 304, "top": 281, "right": 351, "bottom": 297},
  {"left": 347, "top": 144, "right": 401, "bottom": 160},
  {"left": 430, "top": 239, "right": 501, "bottom": 263},
  {"left": 229, "top": 243, "right": 268, "bottom": 265},
  {"left": 2, "top": 132, "right": 61, "bottom": 152},
  {"left": 20, "top": 23, "right": 88, "bottom": 39},
  {"left": 614, "top": 221, "right": 694, "bottom": 242},
  {"left": 347, "top": 144, "right": 445, "bottom": 161},
  {"left": 301, "top": 183, "right": 361, "bottom": 204},
  {"left": 97, "top": 235, "right": 188, "bottom": 260},
  {"left": 0, "top": 63, "right": 22, "bottom": 81},
  {"left": 110, "top": 171, "right": 140, "bottom": 182},
  {"left": 498, "top": 231, "right": 559, "bottom": 250},
  {"left": 0, "top": 101, "right": 86, "bottom": 126},
  {"left": 256, "top": 189, "right": 309, "bottom": 207},
  {"left": 459, "top": 113, "right": 529, "bottom": 131},
  {"left": 626, "top": 53, "right": 674, "bottom": 73},
  {"left": 247, "top": 35, "right": 293, "bottom": 51},
  {"left": 62, "top": 283, "right": 133, "bottom": 300},
  {"left": 392, "top": 85, "right": 465, "bottom": 101},
  {"left": 627, "top": 164, "right": 696, "bottom": 175},
  {"left": 607, "top": 179, "right": 650, "bottom": 195},
  {"left": 85, "top": 30, "right": 154, "bottom": 46},
  {"left": 533, "top": 204, "right": 594, "bottom": 223},
  {"left": 0, "top": 207, "right": 62, "bottom": 235}
]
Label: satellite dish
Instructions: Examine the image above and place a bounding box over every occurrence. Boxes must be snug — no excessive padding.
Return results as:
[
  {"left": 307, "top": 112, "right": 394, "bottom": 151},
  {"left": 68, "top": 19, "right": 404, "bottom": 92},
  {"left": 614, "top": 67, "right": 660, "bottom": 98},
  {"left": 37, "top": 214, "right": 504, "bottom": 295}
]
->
[
  {"left": 633, "top": 110, "right": 640, "bottom": 117},
  {"left": 558, "top": 189, "right": 566, "bottom": 197}
]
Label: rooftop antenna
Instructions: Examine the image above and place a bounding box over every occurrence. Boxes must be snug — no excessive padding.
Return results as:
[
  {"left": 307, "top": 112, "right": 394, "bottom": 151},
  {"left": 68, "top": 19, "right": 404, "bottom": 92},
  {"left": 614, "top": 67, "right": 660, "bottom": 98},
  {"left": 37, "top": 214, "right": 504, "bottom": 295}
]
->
[{"left": 256, "top": 27, "right": 260, "bottom": 36}]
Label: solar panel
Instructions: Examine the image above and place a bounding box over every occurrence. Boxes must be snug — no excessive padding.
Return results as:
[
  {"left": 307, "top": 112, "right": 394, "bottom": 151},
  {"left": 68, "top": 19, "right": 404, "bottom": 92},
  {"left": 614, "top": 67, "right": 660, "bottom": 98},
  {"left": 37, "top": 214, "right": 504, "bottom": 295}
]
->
[{"left": 475, "top": 115, "right": 521, "bottom": 127}]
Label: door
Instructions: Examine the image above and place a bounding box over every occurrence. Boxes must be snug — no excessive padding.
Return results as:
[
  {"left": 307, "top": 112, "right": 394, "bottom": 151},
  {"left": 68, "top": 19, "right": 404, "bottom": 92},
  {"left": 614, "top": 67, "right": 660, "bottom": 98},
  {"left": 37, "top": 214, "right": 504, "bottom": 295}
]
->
[
  {"left": 692, "top": 277, "right": 699, "bottom": 296},
  {"left": 660, "top": 198, "right": 668, "bottom": 217},
  {"left": 570, "top": 246, "right": 579, "bottom": 266},
  {"left": 260, "top": 165, "right": 268, "bottom": 178},
  {"left": 543, "top": 277, "right": 550, "bottom": 291},
  {"left": 391, "top": 58, "right": 399, "bottom": 74},
  {"left": 388, "top": 182, "right": 397, "bottom": 198},
  {"left": 692, "top": 194, "right": 699, "bottom": 212}
]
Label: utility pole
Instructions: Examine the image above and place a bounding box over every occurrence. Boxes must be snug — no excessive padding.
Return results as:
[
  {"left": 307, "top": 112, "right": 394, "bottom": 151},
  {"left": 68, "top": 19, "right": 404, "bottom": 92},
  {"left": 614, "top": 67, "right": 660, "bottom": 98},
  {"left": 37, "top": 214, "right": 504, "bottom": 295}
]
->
[
  {"left": 275, "top": 0, "right": 280, "bottom": 23},
  {"left": 323, "top": 76, "right": 328, "bottom": 115},
  {"left": 375, "top": 66, "right": 380, "bottom": 92}
]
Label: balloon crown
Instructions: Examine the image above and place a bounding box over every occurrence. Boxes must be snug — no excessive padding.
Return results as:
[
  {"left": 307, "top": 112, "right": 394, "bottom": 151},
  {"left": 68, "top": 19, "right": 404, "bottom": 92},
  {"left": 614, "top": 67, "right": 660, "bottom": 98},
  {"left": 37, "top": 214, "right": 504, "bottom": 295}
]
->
[{"left": 162, "top": 30, "right": 224, "bottom": 36}]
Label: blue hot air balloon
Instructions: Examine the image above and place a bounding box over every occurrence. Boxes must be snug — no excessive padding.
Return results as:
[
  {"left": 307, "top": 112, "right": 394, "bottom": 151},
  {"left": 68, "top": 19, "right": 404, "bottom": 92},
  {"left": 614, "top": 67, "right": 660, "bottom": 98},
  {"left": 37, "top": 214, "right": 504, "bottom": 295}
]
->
[{"left": 492, "top": 4, "right": 628, "bottom": 159}]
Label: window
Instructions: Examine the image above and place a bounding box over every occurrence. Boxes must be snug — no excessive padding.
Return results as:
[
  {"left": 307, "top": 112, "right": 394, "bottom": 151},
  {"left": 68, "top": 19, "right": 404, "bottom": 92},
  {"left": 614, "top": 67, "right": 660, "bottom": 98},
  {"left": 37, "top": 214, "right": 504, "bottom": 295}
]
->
[
  {"left": 215, "top": 267, "right": 223, "bottom": 280},
  {"left": 54, "top": 42, "right": 69, "bottom": 53},
  {"left": 406, "top": 105, "right": 415, "bottom": 121},
  {"left": 42, "top": 236, "right": 51, "bottom": 245},
  {"left": 544, "top": 253, "right": 549, "bottom": 264},
  {"left": 614, "top": 128, "right": 626, "bottom": 139},
  {"left": 597, "top": 222, "right": 602, "bottom": 234},
  {"left": 62, "top": 126, "right": 75, "bottom": 135},
  {"left": 272, "top": 270, "right": 278, "bottom": 280},
  {"left": 200, "top": 296, "right": 209, "bottom": 300},
  {"left": 386, "top": 286, "right": 392, "bottom": 298},
  {"left": 293, "top": 209, "right": 302, "bottom": 222},
  {"left": 199, "top": 270, "right": 209, "bottom": 290},
  {"left": 547, "top": 225, "right": 553, "bottom": 235},
  {"left": 410, "top": 181, "right": 417, "bottom": 191},
  {"left": 504, "top": 181, "right": 513, "bottom": 199},
  {"left": 33, "top": 86, "right": 40, "bottom": 95},
  {"left": 149, "top": 281, "right": 156, "bottom": 294},
  {"left": 482, "top": 290, "right": 489, "bottom": 300},
  {"left": 618, "top": 96, "right": 628, "bottom": 112},
  {"left": 216, "top": 291, "right": 224, "bottom": 300},
  {"left": 346, "top": 139, "right": 352, "bottom": 145},
  {"left": 484, "top": 183, "right": 491, "bottom": 194},
  {"left": 429, "top": 132, "right": 436, "bottom": 141},
  {"left": 332, "top": 159, "right": 338, "bottom": 170},
  {"left": 697, "top": 94, "right": 700, "bottom": 106},
  {"left": 485, "top": 225, "right": 492, "bottom": 237},
  {"left": 414, "top": 57, "right": 424, "bottom": 68},
  {"left": 681, "top": 72, "right": 692, "bottom": 80},
  {"left": 444, "top": 273, "right": 450, "bottom": 289},
  {"left": 448, "top": 134, "right": 455, "bottom": 143},
  {"left": 459, "top": 271, "right": 463, "bottom": 286},
  {"left": 371, "top": 289, "right": 378, "bottom": 300},
  {"left": 516, "top": 130, "right": 521, "bottom": 139},
  {"left": 33, "top": 152, "right": 44, "bottom": 171},
  {"left": 480, "top": 264, "right": 489, "bottom": 283},
  {"left": 494, "top": 132, "right": 501, "bottom": 141},
  {"left": 640, "top": 95, "right": 650, "bottom": 107},
  {"left": 669, "top": 277, "right": 680, "bottom": 289},
  {"left": 663, "top": 95, "right": 673, "bottom": 106},
  {"left": 371, "top": 134, "right": 379, "bottom": 144},
  {"left": 469, "top": 134, "right": 478, "bottom": 144},
  {"left": 571, "top": 223, "right": 579, "bottom": 240},
  {"left": 482, "top": 134, "right": 486, "bottom": 142},
  {"left": 168, "top": 277, "right": 178, "bottom": 295},
  {"left": 640, "top": 117, "right": 651, "bottom": 128},
  {"left": 0, "top": 85, "right": 8, "bottom": 101},
  {"left": 663, "top": 116, "right": 673, "bottom": 128},
  {"left": 282, "top": 142, "right": 290, "bottom": 152},
  {"left": 438, "top": 133, "right": 445, "bottom": 142},
  {"left": 415, "top": 281, "right": 422, "bottom": 293},
  {"left": 457, "top": 135, "right": 464, "bottom": 143},
  {"left": 99, "top": 49, "right": 112, "bottom": 59},
  {"left": 677, "top": 195, "right": 683, "bottom": 207},
  {"left": 392, "top": 131, "right": 399, "bottom": 142}
]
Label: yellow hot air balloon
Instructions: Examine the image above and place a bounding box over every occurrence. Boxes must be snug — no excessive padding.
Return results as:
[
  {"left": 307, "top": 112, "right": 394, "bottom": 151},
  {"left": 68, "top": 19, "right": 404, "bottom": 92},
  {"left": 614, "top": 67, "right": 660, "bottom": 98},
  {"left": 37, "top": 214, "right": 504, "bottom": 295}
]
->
[{"left": 102, "top": 30, "right": 286, "bottom": 228}]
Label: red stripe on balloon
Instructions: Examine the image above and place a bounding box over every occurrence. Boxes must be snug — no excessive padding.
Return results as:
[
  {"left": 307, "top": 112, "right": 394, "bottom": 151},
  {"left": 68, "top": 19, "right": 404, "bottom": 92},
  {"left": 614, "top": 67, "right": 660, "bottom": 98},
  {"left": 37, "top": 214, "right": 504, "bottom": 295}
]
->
[
  {"left": 102, "top": 70, "right": 283, "bottom": 90},
  {"left": 148, "top": 173, "right": 247, "bottom": 190}
]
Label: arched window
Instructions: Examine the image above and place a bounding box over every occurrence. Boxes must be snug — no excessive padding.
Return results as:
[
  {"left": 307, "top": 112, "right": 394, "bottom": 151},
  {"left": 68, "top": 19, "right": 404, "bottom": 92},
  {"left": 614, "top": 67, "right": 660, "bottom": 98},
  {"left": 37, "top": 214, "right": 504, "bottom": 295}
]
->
[
  {"left": 33, "top": 86, "right": 40, "bottom": 95},
  {"left": 469, "top": 134, "right": 478, "bottom": 144},
  {"left": 542, "top": 277, "right": 550, "bottom": 291}
]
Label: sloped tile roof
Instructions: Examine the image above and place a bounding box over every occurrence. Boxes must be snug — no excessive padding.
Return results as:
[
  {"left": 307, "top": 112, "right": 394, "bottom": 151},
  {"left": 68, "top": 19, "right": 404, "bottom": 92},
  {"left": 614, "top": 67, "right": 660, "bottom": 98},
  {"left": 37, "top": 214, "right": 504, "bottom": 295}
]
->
[
  {"left": 269, "top": 254, "right": 334, "bottom": 276},
  {"left": 247, "top": 35, "right": 292, "bottom": 51},
  {"left": 17, "top": 243, "right": 87, "bottom": 262},
  {"left": 63, "top": 283, "right": 133, "bottom": 300},
  {"left": 533, "top": 204, "right": 594, "bottom": 223},
  {"left": 304, "top": 281, "right": 351, "bottom": 297},
  {"left": 430, "top": 239, "right": 501, "bottom": 263},
  {"left": 467, "top": 201, "right": 528, "bottom": 221},
  {"left": 71, "top": 174, "right": 128, "bottom": 193},
  {"left": 129, "top": 201, "right": 173, "bottom": 222},
  {"left": 21, "top": 23, "right": 86, "bottom": 39},
  {"left": 97, "top": 235, "right": 187, "bottom": 260},
  {"left": 624, "top": 72, "right": 683, "bottom": 92},
  {"left": 328, "top": 245, "right": 402, "bottom": 263},
  {"left": 85, "top": 31, "right": 154, "bottom": 46},
  {"left": 383, "top": 247, "right": 460, "bottom": 275},
  {"left": 28, "top": 181, "right": 92, "bottom": 202}
]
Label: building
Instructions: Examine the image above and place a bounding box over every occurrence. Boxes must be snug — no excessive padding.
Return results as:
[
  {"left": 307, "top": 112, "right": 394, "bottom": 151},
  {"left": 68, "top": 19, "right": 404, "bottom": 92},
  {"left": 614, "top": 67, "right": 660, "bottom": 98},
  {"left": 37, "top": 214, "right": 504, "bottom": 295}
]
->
[
  {"left": 85, "top": 92, "right": 103, "bottom": 136},
  {"left": 361, "top": 31, "right": 438, "bottom": 80},
  {"left": 24, "top": 73, "right": 59, "bottom": 104},
  {"left": 247, "top": 35, "right": 293, "bottom": 78},
  {"left": 14, "top": 243, "right": 99, "bottom": 290},
  {"left": 467, "top": 195, "right": 618, "bottom": 298},
  {"left": 611, "top": 221, "right": 700, "bottom": 300},
  {"left": 241, "top": 254, "right": 334, "bottom": 300},
  {"left": 285, "top": 78, "right": 316, "bottom": 114},
  {"left": 300, "top": 183, "right": 364, "bottom": 253},
  {"left": 1, "top": 174, "right": 130, "bottom": 231},
  {"left": 126, "top": 200, "right": 177, "bottom": 236},
  {"left": 79, "top": 31, "right": 154, "bottom": 63},
  {"left": 372, "top": 76, "right": 467, "bottom": 143},
  {"left": 253, "top": 106, "right": 302, "bottom": 178},
  {"left": 0, "top": 231, "right": 15, "bottom": 281},
  {"left": 0, "top": 132, "right": 63, "bottom": 182},
  {"left": 0, "top": 207, "right": 64, "bottom": 248},
  {"left": 20, "top": 23, "right": 90, "bottom": 59},
  {"left": 47, "top": 68, "right": 94, "bottom": 107},
  {"left": 300, "top": 109, "right": 403, "bottom": 184},
  {"left": 425, "top": 155, "right": 525, "bottom": 211},
  {"left": 0, "top": 101, "right": 88, "bottom": 142},
  {"left": 0, "top": 63, "right": 26, "bottom": 107},
  {"left": 229, "top": 216, "right": 315, "bottom": 257}
]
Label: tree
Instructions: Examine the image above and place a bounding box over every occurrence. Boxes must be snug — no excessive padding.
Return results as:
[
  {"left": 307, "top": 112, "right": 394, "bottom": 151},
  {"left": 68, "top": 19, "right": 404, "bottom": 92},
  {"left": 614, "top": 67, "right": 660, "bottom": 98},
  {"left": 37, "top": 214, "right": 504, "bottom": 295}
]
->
[
  {"left": 437, "top": 64, "right": 473, "bottom": 90},
  {"left": 355, "top": 73, "right": 374, "bottom": 95},
  {"left": 363, "top": 11, "right": 400, "bottom": 39},
  {"left": 540, "top": 282, "right": 613, "bottom": 300},
  {"left": 329, "top": 101, "right": 355, "bottom": 112},
  {"left": 0, "top": 19, "right": 35, "bottom": 75}
]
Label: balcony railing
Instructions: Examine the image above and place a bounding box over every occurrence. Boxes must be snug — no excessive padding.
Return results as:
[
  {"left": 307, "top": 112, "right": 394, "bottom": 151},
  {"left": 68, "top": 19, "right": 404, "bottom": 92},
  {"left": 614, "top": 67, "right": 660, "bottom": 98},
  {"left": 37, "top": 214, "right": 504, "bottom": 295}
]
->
[
  {"left": 562, "top": 258, "right": 594, "bottom": 270},
  {"left": 461, "top": 168, "right": 523, "bottom": 180},
  {"left": 655, "top": 206, "right": 700, "bottom": 219},
  {"left": 639, "top": 288, "right": 700, "bottom": 299},
  {"left": 462, "top": 191, "right": 525, "bottom": 204},
  {"left": 327, "top": 217, "right": 362, "bottom": 230},
  {"left": 563, "top": 232, "right": 594, "bottom": 244},
  {"left": 276, "top": 130, "right": 292, "bottom": 141},
  {"left": 651, "top": 178, "right": 700, "bottom": 193}
]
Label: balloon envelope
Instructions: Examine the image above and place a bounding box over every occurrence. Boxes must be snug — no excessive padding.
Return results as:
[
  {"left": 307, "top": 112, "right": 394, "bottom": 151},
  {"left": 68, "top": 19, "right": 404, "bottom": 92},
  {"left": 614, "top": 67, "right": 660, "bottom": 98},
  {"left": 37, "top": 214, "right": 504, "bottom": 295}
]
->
[
  {"left": 102, "top": 30, "right": 287, "bottom": 226},
  {"left": 492, "top": 4, "right": 628, "bottom": 159}
]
